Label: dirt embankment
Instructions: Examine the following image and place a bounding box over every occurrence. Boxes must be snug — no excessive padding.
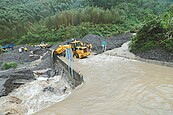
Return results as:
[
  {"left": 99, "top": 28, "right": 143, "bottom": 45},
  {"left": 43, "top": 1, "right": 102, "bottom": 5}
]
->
[
  {"left": 2, "top": 70, "right": 35, "bottom": 96},
  {"left": 134, "top": 49, "right": 173, "bottom": 62},
  {"left": 81, "top": 33, "right": 132, "bottom": 53}
]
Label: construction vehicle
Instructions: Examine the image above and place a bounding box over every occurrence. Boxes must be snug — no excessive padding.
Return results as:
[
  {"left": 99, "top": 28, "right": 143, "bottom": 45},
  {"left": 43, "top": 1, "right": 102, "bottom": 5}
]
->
[
  {"left": 39, "top": 41, "right": 49, "bottom": 48},
  {"left": 55, "top": 40, "right": 91, "bottom": 59},
  {"left": 24, "top": 47, "right": 28, "bottom": 52},
  {"left": 55, "top": 44, "right": 71, "bottom": 56},
  {"left": 2, "top": 44, "right": 14, "bottom": 50}
]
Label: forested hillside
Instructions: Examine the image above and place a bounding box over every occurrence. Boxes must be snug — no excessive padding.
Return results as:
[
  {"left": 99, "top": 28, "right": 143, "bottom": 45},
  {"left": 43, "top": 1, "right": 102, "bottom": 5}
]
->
[
  {"left": 0, "top": 0, "right": 87, "bottom": 44},
  {"left": 0, "top": 0, "right": 172, "bottom": 44}
]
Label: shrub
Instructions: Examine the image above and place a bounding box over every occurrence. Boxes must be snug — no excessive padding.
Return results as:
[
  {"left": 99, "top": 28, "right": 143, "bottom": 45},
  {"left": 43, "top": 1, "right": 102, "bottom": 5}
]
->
[
  {"left": 2, "top": 62, "right": 17, "bottom": 70},
  {"left": 161, "top": 37, "right": 173, "bottom": 52}
]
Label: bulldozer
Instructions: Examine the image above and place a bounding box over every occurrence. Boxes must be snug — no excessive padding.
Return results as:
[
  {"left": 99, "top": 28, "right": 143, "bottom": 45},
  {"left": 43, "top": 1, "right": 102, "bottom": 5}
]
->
[{"left": 55, "top": 40, "right": 91, "bottom": 59}]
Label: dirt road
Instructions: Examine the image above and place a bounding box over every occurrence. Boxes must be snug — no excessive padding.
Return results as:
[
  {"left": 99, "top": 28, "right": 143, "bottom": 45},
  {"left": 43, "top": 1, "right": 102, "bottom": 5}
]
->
[{"left": 35, "top": 43, "right": 173, "bottom": 115}]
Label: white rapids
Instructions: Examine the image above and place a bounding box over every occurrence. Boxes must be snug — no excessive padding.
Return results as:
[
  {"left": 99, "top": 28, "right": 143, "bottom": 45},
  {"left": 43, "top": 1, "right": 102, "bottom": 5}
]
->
[{"left": 0, "top": 74, "right": 71, "bottom": 115}]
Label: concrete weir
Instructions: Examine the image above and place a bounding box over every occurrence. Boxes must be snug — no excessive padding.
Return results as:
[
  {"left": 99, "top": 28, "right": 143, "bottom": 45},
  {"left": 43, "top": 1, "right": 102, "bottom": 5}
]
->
[{"left": 52, "top": 51, "right": 84, "bottom": 88}]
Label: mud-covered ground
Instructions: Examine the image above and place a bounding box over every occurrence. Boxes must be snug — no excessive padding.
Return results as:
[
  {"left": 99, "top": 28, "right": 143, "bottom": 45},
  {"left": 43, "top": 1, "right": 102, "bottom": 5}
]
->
[
  {"left": 0, "top": 45, "right": 53, "bottom": 97},
  {"left": 0, "top": 45, "right": 39, "bottom": 65},
  {"left": 134, "top": 48, "right": 173, "bottom": 62},
  {"left": 81, "top": 33, "right": 132, "bottom": 53}
]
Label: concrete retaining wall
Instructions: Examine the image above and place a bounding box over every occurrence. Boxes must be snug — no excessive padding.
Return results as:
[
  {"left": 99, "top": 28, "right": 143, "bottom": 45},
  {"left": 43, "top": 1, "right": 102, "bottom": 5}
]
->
[
  {"left": 135, "top": 56, "right": 173, "bottom": 67},
  {"left": 112, "top": 53, "right": 173, "bottom": 67},
  {"left": 52, "top": 52, "right": 83, "bottom": 88}
]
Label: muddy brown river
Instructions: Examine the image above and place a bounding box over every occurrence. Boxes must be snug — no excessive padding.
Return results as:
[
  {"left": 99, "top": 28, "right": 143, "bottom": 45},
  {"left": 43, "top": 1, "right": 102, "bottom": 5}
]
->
[{"left": 35, "top": 47, "right": 173, "bottom": 115}]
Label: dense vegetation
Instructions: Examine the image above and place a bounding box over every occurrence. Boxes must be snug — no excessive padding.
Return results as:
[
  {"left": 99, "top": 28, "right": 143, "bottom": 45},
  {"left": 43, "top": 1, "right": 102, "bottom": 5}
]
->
[
  {"left": 0, "top": 0, "right": 172, "bottom": 45},
  {"left": 130, "top": 5, "right": 173, "bottom": 53},
  {"left": 0, "top": 0, "right": 87, "bottom": 43}
]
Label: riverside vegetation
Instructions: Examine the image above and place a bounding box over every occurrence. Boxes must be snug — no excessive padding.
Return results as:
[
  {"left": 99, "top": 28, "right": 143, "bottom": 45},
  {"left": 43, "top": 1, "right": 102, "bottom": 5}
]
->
[{"left": 130, "top": 4, "right": 173, "bottom": 53}]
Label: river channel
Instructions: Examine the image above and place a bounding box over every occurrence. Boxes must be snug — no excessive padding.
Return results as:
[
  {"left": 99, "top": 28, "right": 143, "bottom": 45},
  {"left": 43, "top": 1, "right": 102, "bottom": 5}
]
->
[{"left": 35, "top": 44, "right": 173, "bottom": 115}]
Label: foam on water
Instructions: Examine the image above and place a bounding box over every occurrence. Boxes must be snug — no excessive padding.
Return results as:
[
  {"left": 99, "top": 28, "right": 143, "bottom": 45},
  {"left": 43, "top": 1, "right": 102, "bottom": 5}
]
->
[{"left": 36, "top": 77, "right": 48, "bottom": 81}]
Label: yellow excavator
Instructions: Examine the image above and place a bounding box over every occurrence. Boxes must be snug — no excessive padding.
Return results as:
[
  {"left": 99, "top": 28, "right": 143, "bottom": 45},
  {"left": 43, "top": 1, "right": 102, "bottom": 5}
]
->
[{"left": 55, "top": 40, "right": 91, "bottom": 59}]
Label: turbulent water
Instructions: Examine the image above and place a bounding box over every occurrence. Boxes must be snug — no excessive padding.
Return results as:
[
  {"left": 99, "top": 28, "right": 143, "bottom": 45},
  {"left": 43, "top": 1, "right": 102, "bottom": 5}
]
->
[
  {"left": 0, "top": 75, "right": 71, "bottom": 115},
  {"left": 35, "top": 42, "right": 173, "bottom": 115}
]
